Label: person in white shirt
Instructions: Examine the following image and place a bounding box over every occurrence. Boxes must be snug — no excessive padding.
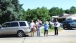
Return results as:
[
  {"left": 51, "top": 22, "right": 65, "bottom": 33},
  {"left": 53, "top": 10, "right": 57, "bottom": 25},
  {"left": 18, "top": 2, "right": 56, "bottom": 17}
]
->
[
  {"left": 54, "top": 19, "right": 59, "bottom": 35},
  {"left": 30, "top": 20, "right": 36, "bottom": 36}
]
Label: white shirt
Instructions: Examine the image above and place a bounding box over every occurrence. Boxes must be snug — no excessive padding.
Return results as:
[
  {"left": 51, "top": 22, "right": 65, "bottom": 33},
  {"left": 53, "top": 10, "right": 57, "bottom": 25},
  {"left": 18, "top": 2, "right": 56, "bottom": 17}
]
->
[
  {"left": 54, "top": 22, "right": 60, "bottom": 27},
  {"left": 30, "top": 22, "right": 35, "bottom": 29},
  {"left": 36, "top": 22, "right": 39, "bottom": 28}
]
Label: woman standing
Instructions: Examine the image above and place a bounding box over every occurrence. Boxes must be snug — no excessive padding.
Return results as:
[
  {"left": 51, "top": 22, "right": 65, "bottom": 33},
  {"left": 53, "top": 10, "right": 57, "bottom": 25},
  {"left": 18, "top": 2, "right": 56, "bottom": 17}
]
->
[{"left": 30, "top": 20, "right": 36, "bottom": 36}]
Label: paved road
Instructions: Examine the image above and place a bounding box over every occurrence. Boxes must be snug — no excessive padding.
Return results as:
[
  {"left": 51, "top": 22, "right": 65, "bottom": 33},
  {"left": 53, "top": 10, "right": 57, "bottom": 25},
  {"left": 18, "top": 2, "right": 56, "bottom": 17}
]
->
[{"left": 0, "top": 30, "right": 76, "bottom": 43}]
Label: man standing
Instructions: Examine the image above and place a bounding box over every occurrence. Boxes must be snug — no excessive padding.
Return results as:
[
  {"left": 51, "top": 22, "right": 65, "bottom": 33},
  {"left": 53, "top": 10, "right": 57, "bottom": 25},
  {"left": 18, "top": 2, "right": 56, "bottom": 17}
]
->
[
  {"left": 36, "top": 19, "right": 42, "bottom": 36},
  {"left": 54, "top": 19, "right": 59, "bottom": 35}
]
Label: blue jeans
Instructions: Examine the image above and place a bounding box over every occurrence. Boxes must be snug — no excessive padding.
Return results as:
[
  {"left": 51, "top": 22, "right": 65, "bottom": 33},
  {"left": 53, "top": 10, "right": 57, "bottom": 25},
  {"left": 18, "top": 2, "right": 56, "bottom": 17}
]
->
[{"left": 37, "top": 28, "right": 40, "bottom": 36}]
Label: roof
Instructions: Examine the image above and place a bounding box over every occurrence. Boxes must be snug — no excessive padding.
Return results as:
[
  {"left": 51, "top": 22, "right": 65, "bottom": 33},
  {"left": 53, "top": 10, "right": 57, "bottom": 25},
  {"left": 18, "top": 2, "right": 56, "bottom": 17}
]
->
[
  {"left": 51, "top": 14, "right": 76, "bottom": 18},
  {"left": 5, "top": 21, "right": 28, "bottom": 23},
  {"left": 58, "top": 14, "right": 72, "bottom": 18},
  {"left": 52, "top": 16, "right": 59, "bottom": 18}
]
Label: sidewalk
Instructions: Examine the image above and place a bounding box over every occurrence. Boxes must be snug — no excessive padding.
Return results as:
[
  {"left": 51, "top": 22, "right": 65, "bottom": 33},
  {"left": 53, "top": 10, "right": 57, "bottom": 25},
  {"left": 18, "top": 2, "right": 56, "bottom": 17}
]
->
[{"left": 0, "top": 30, "right": 76, "bottom": 43}]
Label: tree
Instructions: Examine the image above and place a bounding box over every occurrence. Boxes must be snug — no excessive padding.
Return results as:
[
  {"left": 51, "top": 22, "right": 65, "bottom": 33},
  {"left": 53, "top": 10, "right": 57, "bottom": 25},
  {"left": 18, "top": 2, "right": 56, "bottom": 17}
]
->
[
  {"left": 65, "top": 9, "right": 70, "bottom": 14},
  {"left": 69, "top": 6, "right": 76, "bottom": 14},
  {"left": 49, "top": 7, "right": 64, "bottom": 16},
  {"left": 22, "top": 7, "right": 50, "bottom": 22},
  {"left": 0, "top": 0, "right": 23, "bottom": 24},
  {"left": 65, "top": 6, "right": 76, "bottom": 14},
  {"left": 36, "top": 7, "right": 50, "bottom": 22}
]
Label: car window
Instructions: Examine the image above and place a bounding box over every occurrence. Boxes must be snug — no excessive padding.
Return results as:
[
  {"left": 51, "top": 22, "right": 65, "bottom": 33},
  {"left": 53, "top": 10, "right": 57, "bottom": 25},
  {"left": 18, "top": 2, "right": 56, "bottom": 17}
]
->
[
  {"left": 2, "top": 23, "right": 7, "bottom": 27},
  {"left": 73, "top": 20, "right": 76, "bottom": 22},
  {"left": 10, "top": 22, "right": 18, "bottom": 27},
  {"left": 19, "top": 22, "right": 26, "bottom": 26},
  {"left": 6, "top": 23, "right": 10, "bottom": 27},
  {"left": 67, "top": 21, "right": 73, "bottom": 23},
  {"left": 62, "top": 21, "right": 66, "bottom": 23},
  {"left": 2, "top": 23, "right": 10, "bottom": 27}
]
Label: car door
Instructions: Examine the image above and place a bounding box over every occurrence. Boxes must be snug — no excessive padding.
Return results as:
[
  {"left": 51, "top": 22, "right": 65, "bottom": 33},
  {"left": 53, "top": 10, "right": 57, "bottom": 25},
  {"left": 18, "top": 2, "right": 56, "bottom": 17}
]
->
[
  {"left": 9, "top": 22, "right": 19, "bottom": 34},
  {"left": 0, "top": 23, "right": 10, "bottom": 35}
]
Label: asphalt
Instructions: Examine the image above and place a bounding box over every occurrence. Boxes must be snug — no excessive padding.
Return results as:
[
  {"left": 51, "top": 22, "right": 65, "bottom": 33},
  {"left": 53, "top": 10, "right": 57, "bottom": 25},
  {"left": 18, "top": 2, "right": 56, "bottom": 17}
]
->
[{"left": 0, "top": 30, "right": 76, "bottom": 43}]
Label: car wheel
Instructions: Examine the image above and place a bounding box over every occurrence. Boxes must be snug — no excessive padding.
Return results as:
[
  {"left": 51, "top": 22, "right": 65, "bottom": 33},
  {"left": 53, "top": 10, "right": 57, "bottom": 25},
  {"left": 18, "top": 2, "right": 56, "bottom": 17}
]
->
[
  {"left": 67, "top": 24, "right": 71, "bottom": 30},
  {"left": 63, "top": 27, "right": 65, "bottom": 29},
  {"left": 63, "top": 25, "right": 67, "bottom": 30},
  {"left": 69, "top": 27, "right": 72, "bottom": 30},
  {"left": 17, "top": 31, "right": 25, "bottom": 37}
]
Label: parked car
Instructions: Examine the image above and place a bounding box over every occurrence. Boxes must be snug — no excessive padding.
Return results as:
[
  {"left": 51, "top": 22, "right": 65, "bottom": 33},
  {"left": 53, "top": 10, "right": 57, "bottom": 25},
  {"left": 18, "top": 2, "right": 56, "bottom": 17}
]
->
[
  {"left": 61, "top": 20, "right": 76, "bottom": 30},
  {"left": 0, "top": 21, "right": 30, "bottom": 37}
]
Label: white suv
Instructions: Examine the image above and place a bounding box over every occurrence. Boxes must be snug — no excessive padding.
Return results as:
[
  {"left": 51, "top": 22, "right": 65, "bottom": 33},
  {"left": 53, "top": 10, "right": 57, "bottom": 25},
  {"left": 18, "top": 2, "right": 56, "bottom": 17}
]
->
[{"left": 0, "top": 21, "right": 30, "bottom": 37}]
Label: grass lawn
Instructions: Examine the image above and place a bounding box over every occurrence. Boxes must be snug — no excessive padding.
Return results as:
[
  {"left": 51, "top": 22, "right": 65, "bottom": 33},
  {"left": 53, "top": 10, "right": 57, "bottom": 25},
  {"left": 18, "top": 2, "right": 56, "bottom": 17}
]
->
[
  {"left": 40, "top": 28, "right": 54, "bottom": 33},
  {"left": 40, "top": 27, "right": 63, "bottom": 33}
]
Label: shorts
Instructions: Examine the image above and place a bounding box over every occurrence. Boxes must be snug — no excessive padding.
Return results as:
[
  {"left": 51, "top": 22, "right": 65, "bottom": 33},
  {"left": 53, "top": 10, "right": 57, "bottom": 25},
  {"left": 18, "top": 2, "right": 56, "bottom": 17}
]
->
[
  {"left": 44, "top": 30, "right": 48, "bottom": 35},
  {"left": 31, "top": 28, "right": 36, "bottom": 32}
]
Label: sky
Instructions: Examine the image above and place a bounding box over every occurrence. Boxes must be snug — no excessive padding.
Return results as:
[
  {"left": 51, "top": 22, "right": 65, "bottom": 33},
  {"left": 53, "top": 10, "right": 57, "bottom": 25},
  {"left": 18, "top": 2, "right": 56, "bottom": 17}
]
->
[{"left": 19, "top": 0, "right": 76, "bottom": 10}]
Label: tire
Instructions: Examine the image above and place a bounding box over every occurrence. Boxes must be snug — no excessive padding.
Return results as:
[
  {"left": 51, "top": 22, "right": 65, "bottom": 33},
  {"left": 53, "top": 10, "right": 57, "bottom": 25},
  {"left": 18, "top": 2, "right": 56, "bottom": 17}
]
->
[
  {"left": 17, "top": 31, "right": 25, "bottom": 37},
  {"left": 67, "top": 24, "right": 71, "bottom": 30},
  {"left": 70, "top": 27, "right": 72, "bottom": 30},
  {"left": 63, "top": 27, "right": 65, "bottom": 29},
  {"left": 63, "top": 24, "right": 66, "bottom": 29},
  {"left": 69, "top": 27, "right": 72, "bottom": 30}
]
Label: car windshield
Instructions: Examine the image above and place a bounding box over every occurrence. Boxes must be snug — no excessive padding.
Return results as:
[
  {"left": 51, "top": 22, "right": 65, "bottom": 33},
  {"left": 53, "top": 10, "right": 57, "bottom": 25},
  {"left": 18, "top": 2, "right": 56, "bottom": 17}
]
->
[
  {"left": 62, "top": 20, "right": 74, "bottom": 23},
  {"left": 73, "top": 20, "right": 76, "bottom": 22},
  {"left": 67, "top": 21, "right": 73, "bottom": 23}
]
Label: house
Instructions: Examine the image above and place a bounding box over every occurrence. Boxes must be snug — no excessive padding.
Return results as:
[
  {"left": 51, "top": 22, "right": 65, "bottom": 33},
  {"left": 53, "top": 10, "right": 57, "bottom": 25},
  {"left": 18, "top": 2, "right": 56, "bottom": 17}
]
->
[
  {"left": 50, "top": 13, "right": 76, "bottom": 22},
  {"left": 50, "top": 13, "right": 70, "bottom": 21},
  {"left": 66, "top": 14, "right": 76, "bottom": 21},
  {"left": 58, "top": 13, "right": 71, "bottom": 18},
  {"left": 59, "top": 14, "right": 76, "bottom": 21}
]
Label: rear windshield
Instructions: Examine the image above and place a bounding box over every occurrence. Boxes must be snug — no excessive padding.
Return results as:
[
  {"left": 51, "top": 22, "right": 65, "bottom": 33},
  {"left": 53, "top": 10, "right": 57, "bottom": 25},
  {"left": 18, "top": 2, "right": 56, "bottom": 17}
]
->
[{"left": 19, "top": 22, "right": 26, "bottom": 26}]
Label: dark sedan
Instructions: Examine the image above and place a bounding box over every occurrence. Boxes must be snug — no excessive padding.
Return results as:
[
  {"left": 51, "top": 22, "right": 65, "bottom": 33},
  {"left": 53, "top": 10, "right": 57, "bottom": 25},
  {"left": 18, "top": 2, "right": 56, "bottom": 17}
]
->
[{"left": 61, "top": 20, "right": 76, "bottom": 30}]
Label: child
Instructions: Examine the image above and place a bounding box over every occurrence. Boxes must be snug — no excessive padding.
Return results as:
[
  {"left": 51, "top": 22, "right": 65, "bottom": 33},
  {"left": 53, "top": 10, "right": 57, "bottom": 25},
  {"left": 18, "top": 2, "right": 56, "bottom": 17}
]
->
[{"left": 44, "top": 21, "right": 49, "bottom": 36}]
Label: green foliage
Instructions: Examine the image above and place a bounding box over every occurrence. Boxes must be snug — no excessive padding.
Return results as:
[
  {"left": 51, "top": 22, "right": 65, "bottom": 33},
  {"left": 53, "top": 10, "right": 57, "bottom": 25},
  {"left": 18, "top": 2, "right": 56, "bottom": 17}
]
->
[
  {"left": 65, "top": 6, "right": 76, "bottom": 14},
  {"left": 0, "top": 0, "right": 23, "bottom": 24},
  {"left": 0, "top": 0, "right": 76, "bottom": 24},
  {"left": 65, "top": 9, "right": 70, "bottom": 14},
  {"left": 49, "top": 7, "right": 64, "bottom": 16},
  {"left": 22, "top": 7, "right": 50, "bottom": 22},
  {"left": 21, "top": 6, "right": 76, "bottom": 23}
]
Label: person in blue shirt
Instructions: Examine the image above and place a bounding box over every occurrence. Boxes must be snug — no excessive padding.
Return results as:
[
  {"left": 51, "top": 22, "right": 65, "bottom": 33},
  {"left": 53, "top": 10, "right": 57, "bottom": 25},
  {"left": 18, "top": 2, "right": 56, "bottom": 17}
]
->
[{"left": 44, "top": 21, "right": 49, "bottom": 36}]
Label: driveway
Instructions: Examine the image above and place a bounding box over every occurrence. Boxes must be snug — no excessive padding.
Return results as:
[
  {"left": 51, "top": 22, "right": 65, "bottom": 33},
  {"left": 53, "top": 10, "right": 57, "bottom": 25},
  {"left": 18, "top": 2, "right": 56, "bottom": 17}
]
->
[{"left": 0, "top": 30, "right": 76, "bottom": 43}]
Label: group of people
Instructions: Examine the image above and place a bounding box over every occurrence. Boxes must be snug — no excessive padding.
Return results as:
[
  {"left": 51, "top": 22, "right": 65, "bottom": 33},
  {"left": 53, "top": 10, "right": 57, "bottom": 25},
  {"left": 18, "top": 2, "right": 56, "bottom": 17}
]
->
[
  {"left": 30, "top": 19, "right": 42, "bottom": 37},
  {"left": 30, "top": 19, "right": 59, "bottom": 37}
]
